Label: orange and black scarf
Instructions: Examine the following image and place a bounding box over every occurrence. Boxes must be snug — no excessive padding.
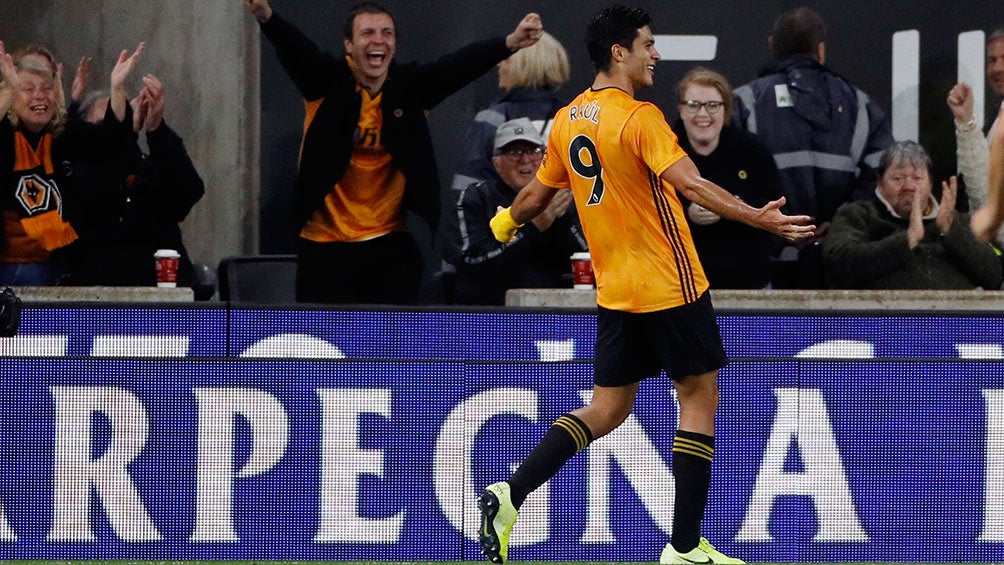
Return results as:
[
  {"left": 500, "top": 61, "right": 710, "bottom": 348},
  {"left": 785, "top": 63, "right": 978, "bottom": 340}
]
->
[{"left": 9, "top": 130, "right": 77, "bottom": 250}]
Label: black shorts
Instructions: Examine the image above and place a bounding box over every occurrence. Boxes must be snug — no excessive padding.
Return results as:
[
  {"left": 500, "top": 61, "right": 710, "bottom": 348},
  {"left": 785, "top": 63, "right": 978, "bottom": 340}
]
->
[{"left": 594, "top": 291, "right": 727, "bottom": 387}]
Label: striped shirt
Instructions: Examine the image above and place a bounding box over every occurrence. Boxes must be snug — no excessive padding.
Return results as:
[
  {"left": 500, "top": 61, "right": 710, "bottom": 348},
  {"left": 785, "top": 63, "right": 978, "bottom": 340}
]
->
[{"left": 537, "top": 87, "right": 708, "bottom": 312}]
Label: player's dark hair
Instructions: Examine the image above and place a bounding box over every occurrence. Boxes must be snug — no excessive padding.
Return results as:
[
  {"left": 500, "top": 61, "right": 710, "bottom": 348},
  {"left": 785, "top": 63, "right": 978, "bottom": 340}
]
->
[
  {"left": 585, "top": 5, "right": 652, "bottom": 73},
  {"left": 343, "top": 2, "right": 395, "bottom": 41},
  {"left": 769, "top": 6, "right": 826, "bottom": 60}
]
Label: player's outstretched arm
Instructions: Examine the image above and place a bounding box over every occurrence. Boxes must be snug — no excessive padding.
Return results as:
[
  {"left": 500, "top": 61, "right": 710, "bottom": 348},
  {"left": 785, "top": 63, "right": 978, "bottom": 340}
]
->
[{"left": 662, "top": 156, "right": 815, "bottom": 241}]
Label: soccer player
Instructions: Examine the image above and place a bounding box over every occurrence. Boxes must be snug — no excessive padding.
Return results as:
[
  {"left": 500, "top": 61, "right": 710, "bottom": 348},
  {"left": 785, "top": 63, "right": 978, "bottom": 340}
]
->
[{"left": 478, "top": 5, "right": 815, "bottom": 564}]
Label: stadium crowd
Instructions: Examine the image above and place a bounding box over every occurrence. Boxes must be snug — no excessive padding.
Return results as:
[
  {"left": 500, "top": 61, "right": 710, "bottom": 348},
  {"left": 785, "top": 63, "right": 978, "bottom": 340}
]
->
[{"left": 1, "top": 3, "right": 1003, "bottom": 302}]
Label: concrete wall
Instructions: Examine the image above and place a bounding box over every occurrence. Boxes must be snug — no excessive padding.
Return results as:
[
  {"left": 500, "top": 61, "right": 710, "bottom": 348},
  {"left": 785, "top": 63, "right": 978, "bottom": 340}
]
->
[{"left": 0, "top": 0, "right": 260, "bottom": 274}]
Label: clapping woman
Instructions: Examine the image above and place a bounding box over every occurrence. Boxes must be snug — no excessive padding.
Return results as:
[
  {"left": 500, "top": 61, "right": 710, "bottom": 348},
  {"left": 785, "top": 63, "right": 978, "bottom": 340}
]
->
[{"left": 0, "top": 41, "right": 142, "bottom": 285}]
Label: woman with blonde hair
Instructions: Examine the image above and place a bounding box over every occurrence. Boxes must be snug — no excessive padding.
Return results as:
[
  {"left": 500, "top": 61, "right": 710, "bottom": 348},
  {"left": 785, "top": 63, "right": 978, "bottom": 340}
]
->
[
  {"left": 0, "top": 41, "right": 142, "bottom": 285},
  {"left": 450, "top": 31, "right": 569, "bottom": 191}
]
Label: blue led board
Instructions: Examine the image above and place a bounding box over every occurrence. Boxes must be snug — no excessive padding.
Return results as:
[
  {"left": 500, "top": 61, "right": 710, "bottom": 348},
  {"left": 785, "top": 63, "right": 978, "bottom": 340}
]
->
[
  {"left": 0, "top": 306, "right": 226, "bottom": 357},
  {"left": 0, "top": 307, "right": 1003, "bottom": 561},
  {"left": 227, "top": 308, "right": 1004, "bottom": 361}
]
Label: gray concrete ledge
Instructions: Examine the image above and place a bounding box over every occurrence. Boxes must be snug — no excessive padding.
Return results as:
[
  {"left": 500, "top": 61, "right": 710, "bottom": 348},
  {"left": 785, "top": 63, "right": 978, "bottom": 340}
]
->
[
  {"left": 505, "top": 288, "right": 1004, "bottom": 312},
  {"left": 11, "top": 286, "right": 194, "bottom": 302}
]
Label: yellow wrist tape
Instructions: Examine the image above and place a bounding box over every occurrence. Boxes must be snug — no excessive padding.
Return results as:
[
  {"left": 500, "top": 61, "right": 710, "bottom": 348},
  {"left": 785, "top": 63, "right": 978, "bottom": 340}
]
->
[{"left": 490, "top": 206, "right": 523, "bottom": 243}]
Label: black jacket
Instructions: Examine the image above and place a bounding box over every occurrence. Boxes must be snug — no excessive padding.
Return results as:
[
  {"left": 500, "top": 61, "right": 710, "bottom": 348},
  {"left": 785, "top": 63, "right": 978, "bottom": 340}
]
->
[
  {"left": 671, "top": 122, "right": 783, "bottom": 288},
  {"left": 70, "top": 122, "right": 205, "bottom": 287},
  {"left": 444, "top": 177, "right": 587, "bottom": 305},
  {"left": 0, "top": 107, "right": 136, "bottom": 278},
  {"left": 260, "top": 11, "right": 515, "bottom": 233}
]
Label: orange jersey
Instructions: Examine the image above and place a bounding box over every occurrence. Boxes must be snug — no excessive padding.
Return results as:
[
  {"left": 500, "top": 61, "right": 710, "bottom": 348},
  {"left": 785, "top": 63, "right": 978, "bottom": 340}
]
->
[
  {"left": 301, "top": 88, "right": 406, "bottom": 242},
  {"left": 536, "top": 87, "right": 708, "bottom": 312}
]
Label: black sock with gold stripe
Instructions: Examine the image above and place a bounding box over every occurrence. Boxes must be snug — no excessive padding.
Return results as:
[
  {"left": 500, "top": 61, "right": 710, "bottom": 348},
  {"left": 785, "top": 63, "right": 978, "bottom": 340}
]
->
[
  {"left": 671, "top": 430, "right": 714, "bottom": 553},
  {"left": 508, "top": 413, "right": 593, "bottom": 509}
]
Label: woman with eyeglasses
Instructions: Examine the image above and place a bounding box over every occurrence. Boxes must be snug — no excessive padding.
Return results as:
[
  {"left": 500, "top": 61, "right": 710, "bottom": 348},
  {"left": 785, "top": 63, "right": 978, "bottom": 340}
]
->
[{"left": 670, "top": 67, "right": 784, "bottom": 289}]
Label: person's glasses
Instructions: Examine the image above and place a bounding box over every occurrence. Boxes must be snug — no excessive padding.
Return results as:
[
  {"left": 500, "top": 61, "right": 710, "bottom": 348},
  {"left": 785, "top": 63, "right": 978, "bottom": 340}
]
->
[
  {"left": 499, "top": 147, "right": 544, "bottom": 162},
  {"left": 680, "top": 100, "right": 724, "bottom": 115}
]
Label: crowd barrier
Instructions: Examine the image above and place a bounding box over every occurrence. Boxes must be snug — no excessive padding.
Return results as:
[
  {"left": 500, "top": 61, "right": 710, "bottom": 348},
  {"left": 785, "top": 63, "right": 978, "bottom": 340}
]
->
[{"left": 0, "top": 295, "right": 1002, "bottom": 561}]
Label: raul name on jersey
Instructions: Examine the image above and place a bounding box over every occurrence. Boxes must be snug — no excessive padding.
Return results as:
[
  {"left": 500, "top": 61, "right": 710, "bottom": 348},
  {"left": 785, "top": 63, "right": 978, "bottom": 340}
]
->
[{"left": 569, "top": 100, "right": 601, "bottom": 124}]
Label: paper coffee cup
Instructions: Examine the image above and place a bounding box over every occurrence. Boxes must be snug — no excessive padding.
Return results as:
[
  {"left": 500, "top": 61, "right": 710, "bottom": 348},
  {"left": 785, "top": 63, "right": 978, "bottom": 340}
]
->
[
  {"left": 570, "top": 252, "right": 595, "bottom": 289},
  {"left": 154, "top": 249, "right": 181, "bottom": 288}
]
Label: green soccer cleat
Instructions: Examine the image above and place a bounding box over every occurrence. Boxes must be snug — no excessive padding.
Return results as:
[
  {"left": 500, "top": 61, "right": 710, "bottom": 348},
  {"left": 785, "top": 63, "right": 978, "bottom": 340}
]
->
[
  {"left": 478, "top": 482, "right": 519, "bottom": 563},
  {"left": 659, "top": 537, "right": 744, "bottom": 565},
  {"left": 698, "top": 537, "right": 745, "bottom": 564},
  {"left": 660, "top": 542, "right": 712, "bottom": 564}
]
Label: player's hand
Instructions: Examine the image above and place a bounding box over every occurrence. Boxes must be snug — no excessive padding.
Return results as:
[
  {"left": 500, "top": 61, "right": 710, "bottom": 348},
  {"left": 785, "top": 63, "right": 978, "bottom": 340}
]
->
[
  {"left": 752, "top": 197, "right": 815, "bottom": 241},
  {"left": 490, "top": 206, "right": 523, "bottom": 243},
  {"left": 532, "top": 190, "right": 572, "bottom": 232}
]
